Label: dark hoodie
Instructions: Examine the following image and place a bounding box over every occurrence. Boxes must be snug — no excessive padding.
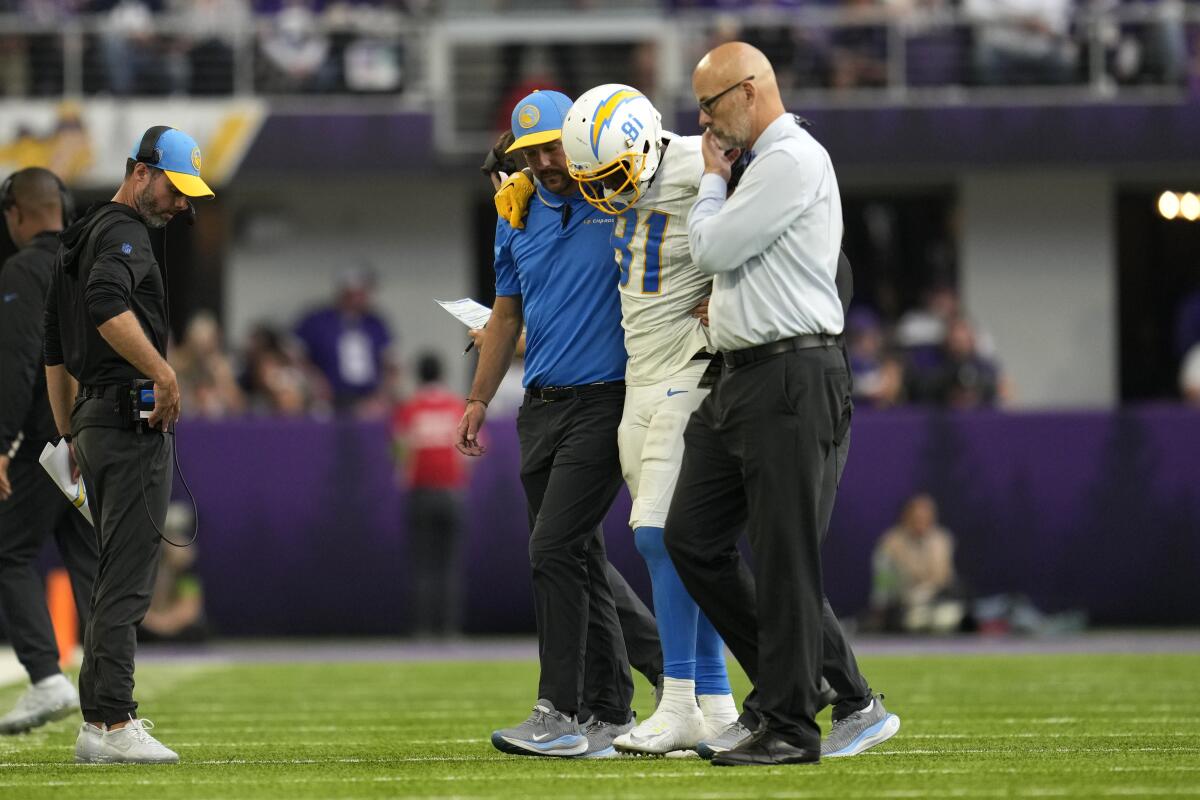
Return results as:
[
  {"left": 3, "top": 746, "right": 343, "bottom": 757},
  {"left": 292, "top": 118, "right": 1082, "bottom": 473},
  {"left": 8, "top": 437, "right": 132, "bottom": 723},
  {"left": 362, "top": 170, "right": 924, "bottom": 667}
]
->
[
  {"left": 0, "top": 232, "right": 60, "bottom": 460},
  {"left": 44, "top": 202, "right": 166, "bottom": 387}
]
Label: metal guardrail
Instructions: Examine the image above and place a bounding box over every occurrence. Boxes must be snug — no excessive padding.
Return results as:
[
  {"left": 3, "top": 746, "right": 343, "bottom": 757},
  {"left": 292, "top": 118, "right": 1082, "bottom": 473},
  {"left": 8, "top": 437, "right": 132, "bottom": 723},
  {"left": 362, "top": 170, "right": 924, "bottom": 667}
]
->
[{"left": 0, "top": 5, "right": 1195, "bottom": 155}]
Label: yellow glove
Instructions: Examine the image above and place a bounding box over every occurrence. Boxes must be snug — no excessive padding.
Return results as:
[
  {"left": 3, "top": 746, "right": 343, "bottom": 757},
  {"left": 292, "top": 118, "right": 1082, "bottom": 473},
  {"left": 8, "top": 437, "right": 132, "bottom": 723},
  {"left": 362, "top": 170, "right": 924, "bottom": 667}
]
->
[{"left": 494, "top": 171, "right": 534, "bottom": 229}]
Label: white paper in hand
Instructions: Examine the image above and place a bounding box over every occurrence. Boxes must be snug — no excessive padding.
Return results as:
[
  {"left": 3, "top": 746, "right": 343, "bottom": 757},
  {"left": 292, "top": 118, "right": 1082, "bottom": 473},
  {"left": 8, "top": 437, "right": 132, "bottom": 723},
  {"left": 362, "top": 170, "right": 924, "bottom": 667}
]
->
[
  {"left": 436, "top": 298, "right": 492, "bottom": 330},
  {"left": 38, "top": 440, "right": 92, "bottom": 525}
]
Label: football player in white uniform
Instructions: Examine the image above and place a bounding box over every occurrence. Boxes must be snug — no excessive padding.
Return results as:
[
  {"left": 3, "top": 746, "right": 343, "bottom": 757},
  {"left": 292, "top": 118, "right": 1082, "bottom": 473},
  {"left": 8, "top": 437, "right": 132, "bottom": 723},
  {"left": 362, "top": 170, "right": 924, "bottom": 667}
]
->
[{"left": 555, "top": 85, "right": 740, "bottom": 755}]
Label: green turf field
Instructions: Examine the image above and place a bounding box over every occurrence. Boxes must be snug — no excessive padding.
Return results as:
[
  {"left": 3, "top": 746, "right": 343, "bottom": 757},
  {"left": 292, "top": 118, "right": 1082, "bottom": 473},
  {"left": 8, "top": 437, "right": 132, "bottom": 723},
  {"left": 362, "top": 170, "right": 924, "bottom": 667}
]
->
[{"left": 0, "top": 652, "right": 1197, "bottom": 798}]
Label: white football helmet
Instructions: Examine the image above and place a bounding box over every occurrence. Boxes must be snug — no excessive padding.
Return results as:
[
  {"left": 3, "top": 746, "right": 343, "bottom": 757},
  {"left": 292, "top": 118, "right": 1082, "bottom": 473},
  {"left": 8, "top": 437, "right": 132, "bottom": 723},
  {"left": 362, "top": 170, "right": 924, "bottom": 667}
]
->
[{"left": 561, "top": 84, "right": 663, "bottom": 215}]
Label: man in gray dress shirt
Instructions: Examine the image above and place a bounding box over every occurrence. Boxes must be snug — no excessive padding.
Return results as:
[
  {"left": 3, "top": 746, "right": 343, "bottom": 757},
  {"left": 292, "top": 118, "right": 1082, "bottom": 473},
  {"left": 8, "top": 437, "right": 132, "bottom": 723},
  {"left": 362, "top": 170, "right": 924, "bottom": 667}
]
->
[{"left": 663, "top": 42, "right": 900, "bottom": 767}]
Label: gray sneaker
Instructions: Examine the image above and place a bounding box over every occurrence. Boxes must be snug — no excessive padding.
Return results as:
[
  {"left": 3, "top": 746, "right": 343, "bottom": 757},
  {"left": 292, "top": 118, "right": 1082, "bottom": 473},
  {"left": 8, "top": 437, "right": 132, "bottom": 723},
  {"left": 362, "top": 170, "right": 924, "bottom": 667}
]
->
[
  {"left": 818, "top": 677, "right": 838, "bottom": 712},
  {"left": 490, "top": 700, "right": 587, "bottom": 757},
  {"left": 580, "top": 716, "right": 635, "bottom": 758},
  {"left": 696, "top": 719, "right": 752, "bottom": 760},
  {"left": 0, "top": 674, "right": 78, "bottom": 734},
  {"left": 822, "top": 695, "right": 900, "bottom": 757},
  {"left": 76, "top": 719, "right": 179, "bottom": 764}
]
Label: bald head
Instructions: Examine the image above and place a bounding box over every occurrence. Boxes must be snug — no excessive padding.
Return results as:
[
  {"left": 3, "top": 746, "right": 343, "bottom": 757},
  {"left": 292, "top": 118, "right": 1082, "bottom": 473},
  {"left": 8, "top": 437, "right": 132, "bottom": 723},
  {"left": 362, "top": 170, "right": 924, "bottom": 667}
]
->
[
  {"left": 2, "top": 168, "right": 64, "bottom": 247},
  {"left": 692, "top": 42, "right": 786, "bottom": 151}
]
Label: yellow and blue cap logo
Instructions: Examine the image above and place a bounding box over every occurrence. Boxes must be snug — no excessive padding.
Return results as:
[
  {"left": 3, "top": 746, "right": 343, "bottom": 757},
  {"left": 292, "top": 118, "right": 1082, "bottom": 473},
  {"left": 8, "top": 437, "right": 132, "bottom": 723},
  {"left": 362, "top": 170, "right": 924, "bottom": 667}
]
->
[
  {"left": 130, "top": 127, "right": 214, "bottom": 198},
  {"left": 506, "top": 90, "right": 573, "bottom": 153}
]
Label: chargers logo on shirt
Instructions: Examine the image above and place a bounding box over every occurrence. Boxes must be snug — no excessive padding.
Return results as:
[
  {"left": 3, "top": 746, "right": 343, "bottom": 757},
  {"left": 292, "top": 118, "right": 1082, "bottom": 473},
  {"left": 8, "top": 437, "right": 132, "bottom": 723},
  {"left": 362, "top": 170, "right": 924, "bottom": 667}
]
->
[
  {"left": 121, "top": 243, "right": 133, "bottom": 255},
  {"left": 590, "top": 88, "right": 641, "bottom": 158}
]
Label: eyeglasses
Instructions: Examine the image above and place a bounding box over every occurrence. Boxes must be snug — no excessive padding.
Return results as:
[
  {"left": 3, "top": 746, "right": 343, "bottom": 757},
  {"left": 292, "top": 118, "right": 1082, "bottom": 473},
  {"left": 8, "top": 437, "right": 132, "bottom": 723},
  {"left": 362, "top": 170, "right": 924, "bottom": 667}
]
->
[{"left": 698, "top": 75, "right": 754, "bottom": 116}]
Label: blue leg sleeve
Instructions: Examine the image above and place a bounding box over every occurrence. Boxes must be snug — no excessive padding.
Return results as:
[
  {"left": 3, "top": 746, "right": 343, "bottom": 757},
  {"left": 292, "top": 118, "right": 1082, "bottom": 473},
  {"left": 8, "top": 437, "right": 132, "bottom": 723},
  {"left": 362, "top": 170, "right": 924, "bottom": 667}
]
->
[
  {"left": 694, "top": 610, "right": 732, "bottom": 696},
  {"left": 634, "top": 526, "right": 697, "bottom": 680}
]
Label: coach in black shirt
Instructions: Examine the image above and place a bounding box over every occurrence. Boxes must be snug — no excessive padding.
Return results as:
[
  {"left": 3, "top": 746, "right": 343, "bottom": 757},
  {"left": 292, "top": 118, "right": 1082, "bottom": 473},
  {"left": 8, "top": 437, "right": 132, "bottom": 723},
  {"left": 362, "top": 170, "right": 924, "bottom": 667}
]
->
[
  {"left": 44, "top": 126, "right": 213, "bottom": 764},
  {"left": 0, "top": 168, "right": 98, "bottom": 735}
]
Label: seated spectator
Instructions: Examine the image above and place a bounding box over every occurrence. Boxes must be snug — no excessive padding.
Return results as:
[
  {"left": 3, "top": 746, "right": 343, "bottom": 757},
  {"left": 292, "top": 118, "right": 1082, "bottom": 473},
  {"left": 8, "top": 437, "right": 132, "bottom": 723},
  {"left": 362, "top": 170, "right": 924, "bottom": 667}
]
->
[
  {"left": 172, "top": 0, "right": 252, "bottom": 95},
  {"left": 171, "top": 310, "right": 245, "bottom": 419},
  {"left": 925, "top": 316, "right": 1005, "bottom": 409},
  {"left": 847, "top": 307, "right": 905, "bottom": 408},
  {"left": 139, "top": 504, "right": 208, "bottom": 643},
  {"left": 870, "top": 493, "right": 966, "bottom": 633},
  {"left": 964, "top": 0, "right": 1078, "bottom": 85},
  {"left": 258, "top": 0, "right": 334, "bottom": 93},
  {"left": 294, "top": 267, "right": 396, "bottom": 417},
  {"left": 392, "top": 353, "right": 470, "bottom": 638},
  {"left": 829, "top": 0, "right": 890, "bottom": 89},
  {"left": 239, "top": 323, "right": 326, "bottom": 416},
  {"left": 96, "top": 0, "right": 186, "bottom": 95},
  {"left": 1180, "top": 343, "right": 1200, "bottom": 406}
]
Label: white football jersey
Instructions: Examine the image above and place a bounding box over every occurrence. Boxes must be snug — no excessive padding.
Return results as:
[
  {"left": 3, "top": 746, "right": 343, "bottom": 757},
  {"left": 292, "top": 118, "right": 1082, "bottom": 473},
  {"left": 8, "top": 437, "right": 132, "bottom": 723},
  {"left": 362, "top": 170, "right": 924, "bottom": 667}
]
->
[{"left": 614, "top": 133, "right": 713, "bottom": 387}]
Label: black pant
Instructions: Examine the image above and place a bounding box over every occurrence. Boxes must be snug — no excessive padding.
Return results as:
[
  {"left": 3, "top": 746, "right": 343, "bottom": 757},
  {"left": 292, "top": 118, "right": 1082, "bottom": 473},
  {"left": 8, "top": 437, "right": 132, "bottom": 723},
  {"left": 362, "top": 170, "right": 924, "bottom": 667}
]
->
[
  {"left": 73, "top": 404, "right": 171, "bottom": 726},
  {"left": 664, "top": 347, "right": 858, "bottom": 749},
  {"left": 407, "top": 488, "right": 465, "bottom": 637},
  {"left": 605, "top": 558, "right": 662, "bottom": 689},
  {"left": 517, "top": 384, "right": 633, "bottom": 722},
  {"left": 0, "top": 459, "right": 98, "bottom": 684}
]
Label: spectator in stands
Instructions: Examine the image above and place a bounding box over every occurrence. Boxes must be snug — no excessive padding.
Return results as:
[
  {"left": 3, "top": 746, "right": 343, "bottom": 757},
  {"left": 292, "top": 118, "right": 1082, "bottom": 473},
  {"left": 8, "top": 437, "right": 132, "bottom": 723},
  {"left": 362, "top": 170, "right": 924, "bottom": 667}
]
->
[
  {"left": 140, "top": 503, "right": 208, "bottom": 643},
  {"left": 258, "top": 0, "right": 334, "bottom": 93},
  {"left": 847, "top": 307, "right": 905, "bottom": 408},
  {"left": 926, "top": 315, "right": 1006, "bottom": 409},
  {"left": 171, "top": 0, "right": 251, "bottom": 95},
  {"left": 239, "top": 323, "right": 325, "bottom": 416},
  {"left": 171, "top": 310, "right": 245, "bottom": 419},
  {"left": 392, "top": 352, "right": 469, "bottom": 638},
  {"left": 1180, "top": 343, "right": 1200, "bottom": 406},
  {"left": 294, "top": 266, "right": 396, "bottom": 417},
  {"left": 94, "top": 0, "right": 186, "bottom": 95},
  {"left": 964, "top": 0, "right": 1078, "bottom": 85},
  {"left": 869, "top": 493, "right": 965, "bottom": 633},
  {"left": 829, "top": 0, "right": 891, "bottom": 89}
]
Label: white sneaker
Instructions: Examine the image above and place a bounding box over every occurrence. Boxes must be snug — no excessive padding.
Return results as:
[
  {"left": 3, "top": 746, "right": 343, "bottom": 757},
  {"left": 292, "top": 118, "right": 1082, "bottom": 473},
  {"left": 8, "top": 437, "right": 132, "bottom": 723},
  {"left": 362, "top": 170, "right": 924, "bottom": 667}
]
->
[
  {"left": 76, "top": 719, "right": 179, "bottom": 764},
  {"left": 613, "top": 703, "right": 706, "bottom": 755},
  {"left": 0, "top": 674, "right": 79, "bottom": 734},
  {"left": 74, "top": 722, "right": 107, "bottom": 763},
  {"left": 698, "top": 693, "right": 739, "bottom": 740}
]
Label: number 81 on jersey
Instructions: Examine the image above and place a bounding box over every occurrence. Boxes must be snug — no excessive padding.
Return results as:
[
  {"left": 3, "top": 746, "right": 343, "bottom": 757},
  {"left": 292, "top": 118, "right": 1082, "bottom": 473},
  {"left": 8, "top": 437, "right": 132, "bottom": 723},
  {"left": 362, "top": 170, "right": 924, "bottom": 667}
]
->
[{"left": 613, "top": 208, "right": 668, "bottom": 295}]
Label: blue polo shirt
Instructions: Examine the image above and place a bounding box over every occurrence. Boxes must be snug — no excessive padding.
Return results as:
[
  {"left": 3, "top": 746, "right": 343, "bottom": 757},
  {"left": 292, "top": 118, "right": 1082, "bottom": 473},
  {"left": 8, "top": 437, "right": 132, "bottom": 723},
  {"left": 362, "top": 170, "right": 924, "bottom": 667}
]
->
[{"left": 494, "top": 187, "right": 626, "bottom": 389}]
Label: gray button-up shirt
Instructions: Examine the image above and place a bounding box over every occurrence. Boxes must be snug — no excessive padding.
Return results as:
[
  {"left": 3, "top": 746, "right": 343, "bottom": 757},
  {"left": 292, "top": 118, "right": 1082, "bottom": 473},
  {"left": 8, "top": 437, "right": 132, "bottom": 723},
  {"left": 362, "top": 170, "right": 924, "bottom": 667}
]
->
[{"left": 687, "top": 113, "right": 845, "bottom": 352}]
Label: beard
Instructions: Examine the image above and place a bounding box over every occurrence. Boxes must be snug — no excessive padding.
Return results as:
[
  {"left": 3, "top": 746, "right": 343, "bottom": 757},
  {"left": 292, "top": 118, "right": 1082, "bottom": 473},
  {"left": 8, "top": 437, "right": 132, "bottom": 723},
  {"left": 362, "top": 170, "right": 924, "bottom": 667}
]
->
[
  {"left": 536, "top": 168, "right": 571, "bottom": 192},
  {"left": 136, "top": 182, "right": 174, "bottom": 229},
  {"left": 708, "top": 115, "right": 753, "bottom": 152}
]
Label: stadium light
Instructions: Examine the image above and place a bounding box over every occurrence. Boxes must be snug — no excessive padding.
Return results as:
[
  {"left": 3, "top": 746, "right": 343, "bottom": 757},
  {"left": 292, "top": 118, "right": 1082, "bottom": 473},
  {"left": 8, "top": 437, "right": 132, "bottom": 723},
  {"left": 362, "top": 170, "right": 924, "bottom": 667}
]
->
[
  {"left": 1181, "top": 192, "right": 1200, "bottom": 222},
  {"left": 1158, "top": 191, "right": 1181, "bottom": 220}
]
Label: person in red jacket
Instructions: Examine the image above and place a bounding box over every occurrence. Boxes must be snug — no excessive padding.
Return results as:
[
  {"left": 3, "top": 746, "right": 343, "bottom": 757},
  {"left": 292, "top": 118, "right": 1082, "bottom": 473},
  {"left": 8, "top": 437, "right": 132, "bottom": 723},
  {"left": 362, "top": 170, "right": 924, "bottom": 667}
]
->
[{"left": 392, "top": 352, "right": 469, "bottom": 637}]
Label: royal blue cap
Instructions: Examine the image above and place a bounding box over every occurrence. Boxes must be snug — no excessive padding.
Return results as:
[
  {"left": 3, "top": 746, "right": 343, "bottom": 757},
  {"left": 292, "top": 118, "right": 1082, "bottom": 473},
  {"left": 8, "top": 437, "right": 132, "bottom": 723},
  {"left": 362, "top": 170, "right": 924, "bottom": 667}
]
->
[
  {"left": 506, "top": 90, "right": 573, "bottom": 153},
  {"left": 130, "top": 127, "right": 214, "bottom": 198}
]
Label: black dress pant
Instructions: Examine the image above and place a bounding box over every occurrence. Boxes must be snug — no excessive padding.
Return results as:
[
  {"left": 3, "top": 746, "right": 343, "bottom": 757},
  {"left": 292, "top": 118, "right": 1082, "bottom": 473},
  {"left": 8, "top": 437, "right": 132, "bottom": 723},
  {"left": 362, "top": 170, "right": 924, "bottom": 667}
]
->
[
  {"left": 73, "top": 404, "right": 171, "bottom": 726},
  {"left": 605, "top": 557, "right": 662, "bottom": 689},
  {"left": 517, "top": 384, "right": 633, "bottom": 723},
  {"left": 0, "top": 458, "right": 98, "bottom": 683},
  {"left": 407, "top": 487, "right": 465, "bottom": 637},
  {"left": 664, "top": 346, "right": 859, "bottom": 749}
]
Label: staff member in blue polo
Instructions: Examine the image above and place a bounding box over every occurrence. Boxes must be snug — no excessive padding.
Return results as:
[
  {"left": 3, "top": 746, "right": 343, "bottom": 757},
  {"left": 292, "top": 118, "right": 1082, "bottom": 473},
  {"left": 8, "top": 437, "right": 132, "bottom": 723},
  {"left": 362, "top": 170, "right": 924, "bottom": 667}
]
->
[{"left": 457, "top": 90, "right": 635, "bottom": 758}]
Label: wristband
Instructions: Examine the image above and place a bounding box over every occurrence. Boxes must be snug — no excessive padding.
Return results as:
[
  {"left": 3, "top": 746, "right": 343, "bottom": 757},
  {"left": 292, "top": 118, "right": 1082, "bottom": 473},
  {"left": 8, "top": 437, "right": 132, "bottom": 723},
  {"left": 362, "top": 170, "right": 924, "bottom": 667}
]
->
[{"left": 466, "top": 398, "right": 488, "bottom": 409}]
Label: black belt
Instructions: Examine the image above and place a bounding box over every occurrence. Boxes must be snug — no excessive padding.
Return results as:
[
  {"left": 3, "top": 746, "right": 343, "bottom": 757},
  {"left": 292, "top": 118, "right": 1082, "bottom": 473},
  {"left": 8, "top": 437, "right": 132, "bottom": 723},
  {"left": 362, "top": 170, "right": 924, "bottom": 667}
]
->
[
  {"left": 525, "top": 380, "right": 624, "bottom": 403},
  {"left": 78, "top": 384, "right": 124, "bottom": 400},
  {"left": 724, "top": 334, "right": 841, "bottom": 369}
]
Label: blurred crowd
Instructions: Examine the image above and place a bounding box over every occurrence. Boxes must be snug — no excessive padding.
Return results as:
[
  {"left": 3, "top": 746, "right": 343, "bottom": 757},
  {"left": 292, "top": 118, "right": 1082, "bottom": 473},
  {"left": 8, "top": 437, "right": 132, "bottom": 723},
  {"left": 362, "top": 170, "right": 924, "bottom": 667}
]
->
[
  {"left": 0, "top": 0, "right": 1197, "bottom": 97},
  {"left": 847, "top": 284, "right": 1009, "bottom": 410},
  {"left": 0, "top": 0, "right": 424, "bottom": 96},
  {"left": 691, "top": 0, "right": 1199, "bottom": 90},
  {"left": 170, "top": 267, "right": 400, "bottom": 420}
]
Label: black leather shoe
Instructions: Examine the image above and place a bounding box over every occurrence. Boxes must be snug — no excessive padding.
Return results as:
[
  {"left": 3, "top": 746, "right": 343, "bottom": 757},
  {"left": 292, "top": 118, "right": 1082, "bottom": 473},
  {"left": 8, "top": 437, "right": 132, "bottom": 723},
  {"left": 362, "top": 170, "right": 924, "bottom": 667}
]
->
[{"left": 711, "top": 730, "right": 820, "bottom": 766}]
